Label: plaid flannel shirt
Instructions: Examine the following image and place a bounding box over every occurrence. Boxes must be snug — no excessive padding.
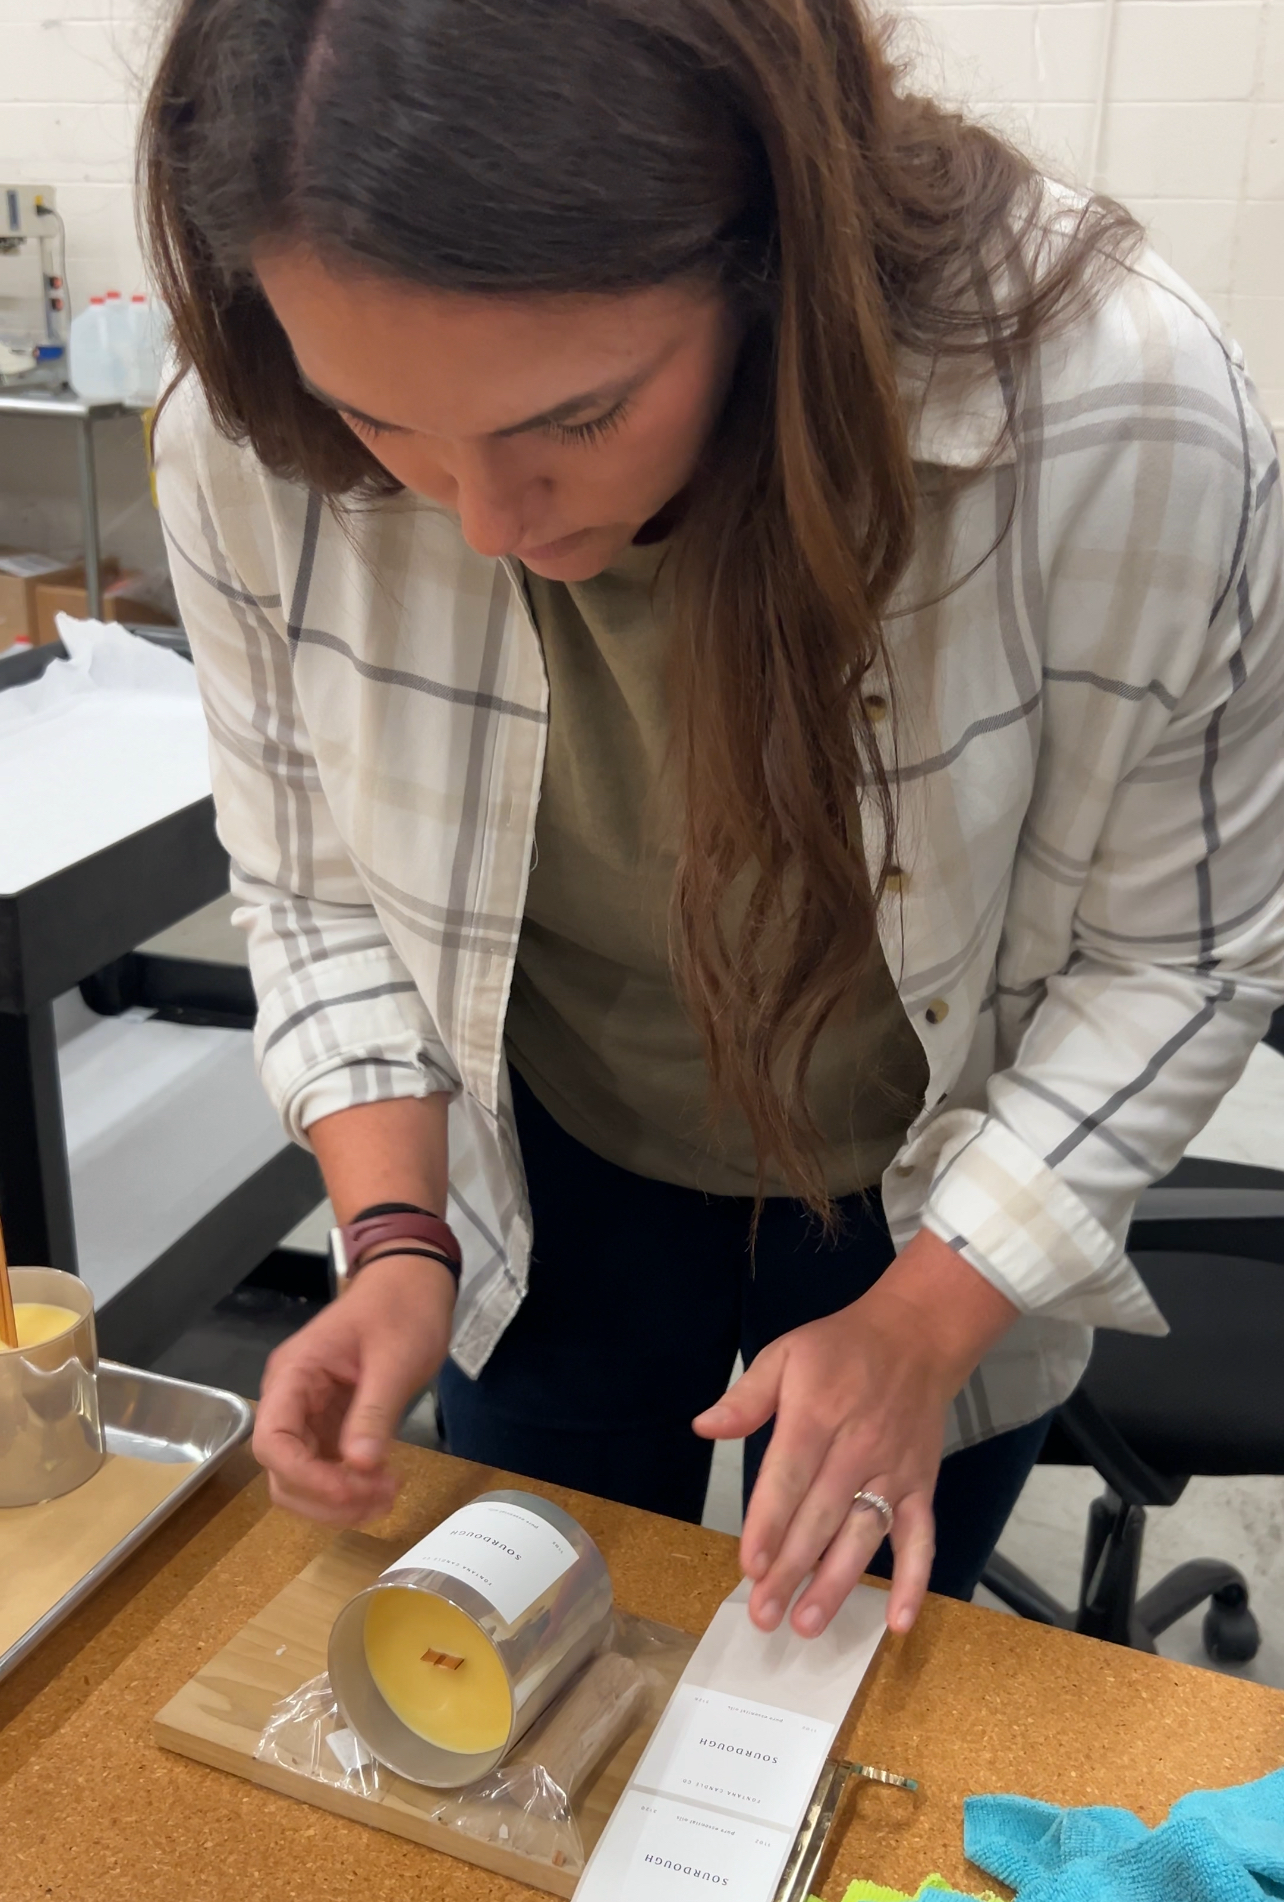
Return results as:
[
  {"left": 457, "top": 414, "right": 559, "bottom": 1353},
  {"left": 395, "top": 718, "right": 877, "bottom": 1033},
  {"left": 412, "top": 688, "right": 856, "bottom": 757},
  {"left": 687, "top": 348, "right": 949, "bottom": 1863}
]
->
[{"left": 156, "top": 246, "right": 1284, "bottom": 1452}]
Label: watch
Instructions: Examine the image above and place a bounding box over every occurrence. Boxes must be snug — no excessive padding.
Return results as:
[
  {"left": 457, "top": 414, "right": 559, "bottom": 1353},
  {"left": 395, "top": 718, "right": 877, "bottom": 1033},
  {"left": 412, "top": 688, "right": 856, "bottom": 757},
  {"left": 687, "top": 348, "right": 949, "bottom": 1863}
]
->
[{"left": 327, "top": 1202, "right": 462, "bottom": 1300}]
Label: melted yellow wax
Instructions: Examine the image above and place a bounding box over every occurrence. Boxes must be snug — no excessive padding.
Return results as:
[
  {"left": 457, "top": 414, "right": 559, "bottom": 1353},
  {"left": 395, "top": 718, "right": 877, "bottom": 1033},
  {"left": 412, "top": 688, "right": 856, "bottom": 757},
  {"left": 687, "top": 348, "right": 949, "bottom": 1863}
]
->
[
  {"left": 4, "top": 1303, "right": 80, "bottom": 1350},
  {"left": 361, "top": 1590, "right": 513, "bottom": 1749},
  {"left": 363, "top": 1588, "right": 513, "bottom": 1755}
]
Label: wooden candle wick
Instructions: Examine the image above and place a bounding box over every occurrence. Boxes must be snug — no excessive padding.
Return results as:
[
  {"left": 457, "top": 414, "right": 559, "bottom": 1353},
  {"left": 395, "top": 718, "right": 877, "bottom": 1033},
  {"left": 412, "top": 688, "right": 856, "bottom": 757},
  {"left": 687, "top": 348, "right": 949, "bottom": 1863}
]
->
[
  {"left": 421, "top": 1648, "right": 465, "bottom": 1670},
  {"left": 0, "top": 1214, "right": 16, "bottom": 1350}
]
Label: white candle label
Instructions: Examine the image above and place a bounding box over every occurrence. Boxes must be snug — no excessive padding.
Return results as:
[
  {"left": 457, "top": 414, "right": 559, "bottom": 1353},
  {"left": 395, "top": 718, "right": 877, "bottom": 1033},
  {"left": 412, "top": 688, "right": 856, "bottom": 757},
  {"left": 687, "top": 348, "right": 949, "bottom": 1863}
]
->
[
  {"left": 388, "top": 1500, "right": 578, "bottom": 1625},
  {"left": 578, "top": 1791, "right": 788, "bottom": 1899},
  {"left": 575, "top": 1577, "right": 888, "bottom": 1902},
  {"left": 633, "top": 1686, "right": 831, "bottom": 1831}
]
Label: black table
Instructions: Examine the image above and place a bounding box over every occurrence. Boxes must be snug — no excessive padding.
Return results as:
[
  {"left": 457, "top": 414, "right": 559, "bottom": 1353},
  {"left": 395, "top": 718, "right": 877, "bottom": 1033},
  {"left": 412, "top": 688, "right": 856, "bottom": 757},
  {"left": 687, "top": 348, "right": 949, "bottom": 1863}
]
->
[{"left": 0, "top": 639, "right": 320, "bottom": 1363}]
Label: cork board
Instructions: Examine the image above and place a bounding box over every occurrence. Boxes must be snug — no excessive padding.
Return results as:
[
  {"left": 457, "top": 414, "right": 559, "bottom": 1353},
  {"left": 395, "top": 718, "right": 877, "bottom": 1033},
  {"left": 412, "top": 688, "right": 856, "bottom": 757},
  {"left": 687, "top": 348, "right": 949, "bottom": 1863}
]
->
[
  {"left": 155, "top": 1527, "right": 697, "bottom": 1898},
  {"left": 0, "top": 1451, "right": 196, "bottom": 1658},
  {"left": 4, "top": 1448, "right": 1284, "bottom": 1902}
]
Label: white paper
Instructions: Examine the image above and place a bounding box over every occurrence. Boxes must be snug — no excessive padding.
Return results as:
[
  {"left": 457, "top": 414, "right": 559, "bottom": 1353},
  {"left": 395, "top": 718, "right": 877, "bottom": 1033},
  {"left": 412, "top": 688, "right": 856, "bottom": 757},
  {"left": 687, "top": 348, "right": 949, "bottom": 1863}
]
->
[
  {"left": 579, "top": 1791, "right": 789, "bottom": 1900},
  {"left": 633, "top": 1686, "right": 831, "bottom": 1832},
  {"left": 0, "top": 617, "right": 210, "bottom": 894},
  {"left": 325, "top": 1727, "right": 375, "bottom": 1774},
  {"left": 0, "top": 551, "right": 69, "bottom": 579},
  {"left": 388, "top": 1499, "right": 577, "bottom": 1625},
  {"left": 681, "top": 1577, "right": 886, "bottom": 1727},
  {"left": 576, "top": 1577, "right": 887, "bottom": 1902}
]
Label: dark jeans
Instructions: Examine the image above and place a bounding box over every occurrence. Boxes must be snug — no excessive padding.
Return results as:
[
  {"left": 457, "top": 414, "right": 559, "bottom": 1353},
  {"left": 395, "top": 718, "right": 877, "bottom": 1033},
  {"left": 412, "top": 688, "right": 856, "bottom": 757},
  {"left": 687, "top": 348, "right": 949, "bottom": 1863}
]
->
[{"left": 439, "top": 1068, "right": 1050, "bottom": 1600}]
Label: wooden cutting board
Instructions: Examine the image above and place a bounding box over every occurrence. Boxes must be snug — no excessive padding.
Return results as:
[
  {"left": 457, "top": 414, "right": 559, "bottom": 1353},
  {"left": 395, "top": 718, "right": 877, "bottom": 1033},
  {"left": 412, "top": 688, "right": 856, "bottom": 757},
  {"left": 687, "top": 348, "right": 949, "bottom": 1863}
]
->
[
  {"left": 154, "top": 1528, "right": 697, "bottom": 1898},
  {"left": 2, "top": 1451, "right": 196, "bottom": 1659}
]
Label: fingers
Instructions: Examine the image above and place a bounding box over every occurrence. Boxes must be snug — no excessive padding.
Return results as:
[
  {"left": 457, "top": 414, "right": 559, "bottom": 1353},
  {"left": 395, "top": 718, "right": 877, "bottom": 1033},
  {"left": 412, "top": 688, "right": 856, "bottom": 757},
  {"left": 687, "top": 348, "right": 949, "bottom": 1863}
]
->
[
  {"left": 253, "top": 1360, "right": 343, "bottom": 1493},
  {"left": 787, "top": 1493, "right": 893, "bottom": 1635},
  {"left": 692, "top": 1344, "right": 783, "bottom": 1443},
  {"left": 267, "top": 1465, "right": 398, "bottom": 1528},
  {"left": 785, "top": 1479, "right": 919, "bottom": 1637},
  {"left": 252, "top": 1265, "right": 452, "bottom": 1525},
  {"left": 746, "top": 1434, "right": 876, "bottom": 1631},
  {"left": 885, "top": 1490, "right": 935, "bottom": 1634},
  {"left": 752, "top": 1479, "right": 936, "bottom": 1639},
  {"left": 740, "top": 1406, "right": 835, "bottom": 1615},
  {"left": 339, "top": 1333, "right": 431, "bottom": 1470},
  {"left": 254, "top": 1363, "right": 390, "bottom": 1519}
]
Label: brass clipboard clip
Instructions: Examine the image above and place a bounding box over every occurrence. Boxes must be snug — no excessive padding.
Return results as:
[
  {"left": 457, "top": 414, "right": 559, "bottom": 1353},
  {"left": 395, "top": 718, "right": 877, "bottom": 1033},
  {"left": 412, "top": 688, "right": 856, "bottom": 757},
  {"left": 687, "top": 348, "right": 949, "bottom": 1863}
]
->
[{"left": 773, "top": 1758, "right": 919, "bottom": 1902}]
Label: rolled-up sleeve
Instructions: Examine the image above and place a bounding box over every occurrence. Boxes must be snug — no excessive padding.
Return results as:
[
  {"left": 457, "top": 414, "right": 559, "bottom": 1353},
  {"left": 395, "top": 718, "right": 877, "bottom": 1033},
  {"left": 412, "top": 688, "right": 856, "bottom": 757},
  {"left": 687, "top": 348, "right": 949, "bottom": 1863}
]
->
[
  {"left": 920, "top": 338, "right": 1284, "bottom": 1332},
  {"left": 154, "top": 377, "right": 459, "bottom": 1143}
]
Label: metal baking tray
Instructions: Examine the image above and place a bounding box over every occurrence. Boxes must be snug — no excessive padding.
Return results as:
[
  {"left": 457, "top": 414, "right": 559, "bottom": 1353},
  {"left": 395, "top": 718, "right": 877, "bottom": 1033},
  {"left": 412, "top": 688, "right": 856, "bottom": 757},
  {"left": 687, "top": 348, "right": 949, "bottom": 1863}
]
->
[{"left": 0, "top": 1359, "right": 253, "bottom": 1683}]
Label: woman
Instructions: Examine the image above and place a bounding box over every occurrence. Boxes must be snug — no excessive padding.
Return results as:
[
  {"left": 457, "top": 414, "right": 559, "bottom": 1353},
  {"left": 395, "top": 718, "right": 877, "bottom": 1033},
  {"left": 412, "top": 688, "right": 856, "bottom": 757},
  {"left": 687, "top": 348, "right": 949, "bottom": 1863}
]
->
[{"left": 143, "top": 0, "right": 1284, "bottom": 1642}]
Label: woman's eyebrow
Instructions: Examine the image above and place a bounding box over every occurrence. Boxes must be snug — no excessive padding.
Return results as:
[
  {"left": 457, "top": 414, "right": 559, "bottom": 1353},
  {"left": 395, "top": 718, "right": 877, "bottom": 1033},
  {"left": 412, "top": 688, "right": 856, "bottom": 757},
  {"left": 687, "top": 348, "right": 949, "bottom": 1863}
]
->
[
  {"left": 491, "top": 369, "right": 648, "bottom": 437},
  {"left": 299, "top": 373, "right": 410, "bottom": 434},
  {"left": 298, "top": 366, "right": 649, "bottom": 438}
]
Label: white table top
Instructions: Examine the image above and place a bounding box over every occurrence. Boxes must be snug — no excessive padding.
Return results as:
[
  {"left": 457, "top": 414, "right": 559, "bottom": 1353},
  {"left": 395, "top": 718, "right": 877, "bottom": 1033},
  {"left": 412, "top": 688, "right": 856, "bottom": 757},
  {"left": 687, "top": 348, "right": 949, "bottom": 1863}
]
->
[{"left": 0, "top": 619, "right": 211, "bottom": 897}]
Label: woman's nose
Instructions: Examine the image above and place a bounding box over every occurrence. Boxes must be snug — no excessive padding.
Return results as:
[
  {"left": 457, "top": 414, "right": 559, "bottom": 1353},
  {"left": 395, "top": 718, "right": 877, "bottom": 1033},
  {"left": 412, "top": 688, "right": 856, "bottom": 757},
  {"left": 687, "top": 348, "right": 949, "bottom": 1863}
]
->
[
  {"left": 455, "top": 490, "right": 526, "bottom": 559},
  {"left": 449, "top": 447, "right": 543, "bottom": 560}
]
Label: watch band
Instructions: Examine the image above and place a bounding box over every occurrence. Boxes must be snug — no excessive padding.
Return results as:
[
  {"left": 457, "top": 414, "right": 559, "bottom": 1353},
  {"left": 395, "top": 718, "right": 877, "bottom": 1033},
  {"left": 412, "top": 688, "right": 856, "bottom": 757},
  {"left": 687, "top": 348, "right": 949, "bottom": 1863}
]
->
[{"left": 327, "top": 1204, "right": 461, "bottom": 1299}]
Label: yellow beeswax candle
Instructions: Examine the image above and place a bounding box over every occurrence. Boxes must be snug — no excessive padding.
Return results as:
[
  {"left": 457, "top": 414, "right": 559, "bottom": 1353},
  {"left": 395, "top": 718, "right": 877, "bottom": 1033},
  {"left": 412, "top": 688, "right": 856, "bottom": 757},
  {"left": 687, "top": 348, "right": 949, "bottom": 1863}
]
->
[
  {"left": 363, "top": 1588, "right": 513, "bottom": 1755},
  {"left": 5, "top": 1303, "right": 80, "bottom": 1350}
]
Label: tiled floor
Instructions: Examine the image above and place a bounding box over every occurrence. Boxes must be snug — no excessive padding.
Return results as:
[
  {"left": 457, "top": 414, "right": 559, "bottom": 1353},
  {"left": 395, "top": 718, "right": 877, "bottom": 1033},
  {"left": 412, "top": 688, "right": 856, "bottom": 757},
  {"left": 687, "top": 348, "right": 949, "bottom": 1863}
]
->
[{"left": 154, "top": 895, "right": 1284, "bottom": 1688}]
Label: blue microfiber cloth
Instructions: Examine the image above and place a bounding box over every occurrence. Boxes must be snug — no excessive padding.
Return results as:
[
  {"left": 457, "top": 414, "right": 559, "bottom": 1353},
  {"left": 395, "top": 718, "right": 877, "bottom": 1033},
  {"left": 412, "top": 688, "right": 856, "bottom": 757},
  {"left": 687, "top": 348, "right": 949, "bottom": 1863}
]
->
[{"left": 964, "top": 1768, "right": 1284, "bottom": 1900}]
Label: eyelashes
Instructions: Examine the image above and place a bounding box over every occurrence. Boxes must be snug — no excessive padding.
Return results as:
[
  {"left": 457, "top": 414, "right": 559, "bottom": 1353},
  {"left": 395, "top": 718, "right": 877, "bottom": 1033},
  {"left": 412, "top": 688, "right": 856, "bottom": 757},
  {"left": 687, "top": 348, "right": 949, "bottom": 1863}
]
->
[
  {"left": 343, "top": 412, "right": 399, "bottom": 442},
  {"left": 341, "top": 400, "right": 633, "bottom": 448},
  {"left": 542, "top": 399, "right": 632, "bottom": 446}
]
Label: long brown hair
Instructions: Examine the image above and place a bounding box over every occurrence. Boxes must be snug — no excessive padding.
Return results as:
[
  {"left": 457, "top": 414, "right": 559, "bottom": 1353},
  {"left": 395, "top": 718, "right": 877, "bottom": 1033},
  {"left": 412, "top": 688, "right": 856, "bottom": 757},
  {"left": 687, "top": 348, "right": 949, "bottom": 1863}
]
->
[{"left": 141, "top": 0, "right": 1139, "bottom": 1211}]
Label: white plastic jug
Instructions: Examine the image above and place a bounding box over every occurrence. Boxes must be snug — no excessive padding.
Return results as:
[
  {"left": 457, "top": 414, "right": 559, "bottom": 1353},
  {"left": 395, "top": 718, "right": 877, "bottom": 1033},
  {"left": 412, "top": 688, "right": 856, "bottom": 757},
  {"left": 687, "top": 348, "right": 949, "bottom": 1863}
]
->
[
  {"left": 68, "top": 297, "right": 119, "bottom": 400},
  {"left": 101, "top": 289, "right": 131, "bottom": 388},
  {"left": 126, "top": 294, "right": 167, "bottom": 405}
]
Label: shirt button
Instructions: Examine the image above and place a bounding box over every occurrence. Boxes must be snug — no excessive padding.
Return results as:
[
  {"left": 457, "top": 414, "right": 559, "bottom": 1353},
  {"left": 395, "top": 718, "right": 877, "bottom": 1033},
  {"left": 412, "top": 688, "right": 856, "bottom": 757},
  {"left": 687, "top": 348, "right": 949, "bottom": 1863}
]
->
[
  {"left": 863, "top": 693, "right": 888, "bottom": 724},
  {"left": 925, "top": 997, "right": 950, "bottom": 1025}
]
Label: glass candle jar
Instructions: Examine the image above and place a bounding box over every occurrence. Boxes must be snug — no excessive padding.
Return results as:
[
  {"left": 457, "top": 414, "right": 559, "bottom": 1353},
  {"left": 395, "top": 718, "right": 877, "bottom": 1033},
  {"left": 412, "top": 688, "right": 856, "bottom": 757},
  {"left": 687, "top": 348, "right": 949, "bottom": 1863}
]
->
[
  {"left": 0, "top": 1267, "right": 104, "bottom": 1507},
  {"left": 329, "top": 1489, "right": 613, "bottom": 1787}
]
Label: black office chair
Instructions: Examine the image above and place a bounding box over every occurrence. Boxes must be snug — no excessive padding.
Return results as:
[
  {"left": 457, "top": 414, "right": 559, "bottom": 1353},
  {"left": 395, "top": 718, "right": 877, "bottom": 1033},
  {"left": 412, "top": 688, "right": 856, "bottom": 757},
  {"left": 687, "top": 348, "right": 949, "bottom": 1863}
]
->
[{"left": 981, "top": 1152, "right": 1284, "bottom": 1661}]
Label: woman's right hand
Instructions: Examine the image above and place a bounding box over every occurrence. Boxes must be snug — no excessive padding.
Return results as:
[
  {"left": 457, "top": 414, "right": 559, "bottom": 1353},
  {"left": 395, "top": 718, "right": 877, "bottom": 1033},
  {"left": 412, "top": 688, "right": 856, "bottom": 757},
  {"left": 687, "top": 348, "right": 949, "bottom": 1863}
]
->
[{"left": 253, "top": 1254, "right": 456, "bottom": 1525}]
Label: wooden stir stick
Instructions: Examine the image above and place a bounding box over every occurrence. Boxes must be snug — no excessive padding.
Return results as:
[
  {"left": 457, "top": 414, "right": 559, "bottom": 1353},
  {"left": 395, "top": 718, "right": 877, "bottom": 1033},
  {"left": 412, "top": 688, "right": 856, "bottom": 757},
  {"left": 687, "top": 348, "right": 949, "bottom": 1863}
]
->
[{"left": 0, "top": 1211, "right": 16, "bottom": 1349}]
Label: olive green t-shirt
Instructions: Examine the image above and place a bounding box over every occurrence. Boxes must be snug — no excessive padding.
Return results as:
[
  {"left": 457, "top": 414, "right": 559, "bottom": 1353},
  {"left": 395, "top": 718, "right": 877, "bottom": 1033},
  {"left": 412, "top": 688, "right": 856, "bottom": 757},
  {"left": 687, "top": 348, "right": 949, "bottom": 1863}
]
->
[{"left": 505, "top": 539, "right": 927, "bottom": 1196}]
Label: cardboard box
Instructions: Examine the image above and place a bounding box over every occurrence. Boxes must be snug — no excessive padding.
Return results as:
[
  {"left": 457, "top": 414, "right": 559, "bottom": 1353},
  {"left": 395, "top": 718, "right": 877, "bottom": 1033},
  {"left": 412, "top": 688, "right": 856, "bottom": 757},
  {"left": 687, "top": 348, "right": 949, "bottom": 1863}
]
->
[
  {"left": 0, "top": 547, "right": 84, "bottom": 648},
  {"left": 33, "top": 566, "right": 184, "bottom": 648}
]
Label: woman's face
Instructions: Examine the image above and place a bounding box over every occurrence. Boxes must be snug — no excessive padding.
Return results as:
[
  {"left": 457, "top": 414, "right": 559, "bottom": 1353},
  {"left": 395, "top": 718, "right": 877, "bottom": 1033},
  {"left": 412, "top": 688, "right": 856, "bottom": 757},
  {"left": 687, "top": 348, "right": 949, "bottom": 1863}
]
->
[{"left": 256, "top": 247, "right": 741, "bottom": 580}]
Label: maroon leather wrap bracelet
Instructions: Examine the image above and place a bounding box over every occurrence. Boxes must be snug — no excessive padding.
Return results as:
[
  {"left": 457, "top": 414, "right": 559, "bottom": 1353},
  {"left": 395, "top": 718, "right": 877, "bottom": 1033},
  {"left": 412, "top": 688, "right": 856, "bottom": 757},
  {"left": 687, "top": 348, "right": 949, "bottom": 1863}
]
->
[{"left": 327, "top": 1202, "right": 461, "bottom": 1298}]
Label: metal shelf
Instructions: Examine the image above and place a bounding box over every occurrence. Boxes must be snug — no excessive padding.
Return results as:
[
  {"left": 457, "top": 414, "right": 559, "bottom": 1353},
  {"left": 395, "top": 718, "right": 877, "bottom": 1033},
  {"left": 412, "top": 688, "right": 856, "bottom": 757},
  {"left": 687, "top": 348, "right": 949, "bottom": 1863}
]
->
[
  {"left": 0, "top": 387, "right": 142, "bottom": 422},
  {"left": 0, "top": 382, "right": 150, "bottom": 614}
]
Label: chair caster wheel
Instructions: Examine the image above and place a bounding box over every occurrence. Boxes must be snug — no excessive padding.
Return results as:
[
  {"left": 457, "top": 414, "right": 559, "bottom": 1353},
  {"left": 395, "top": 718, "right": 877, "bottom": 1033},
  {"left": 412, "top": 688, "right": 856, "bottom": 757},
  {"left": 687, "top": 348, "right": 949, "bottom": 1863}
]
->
[{"left": 1202, "top": 1583, "right": 1260, "bottom": 1664}]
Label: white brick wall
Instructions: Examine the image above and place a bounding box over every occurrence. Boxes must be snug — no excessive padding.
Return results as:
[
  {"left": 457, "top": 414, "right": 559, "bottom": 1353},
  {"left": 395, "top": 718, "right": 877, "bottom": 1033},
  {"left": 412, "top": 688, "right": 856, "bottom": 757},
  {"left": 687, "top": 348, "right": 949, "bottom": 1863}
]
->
[
  {"left": 0, "top": 0, "right": 1280, "bottom": 412},
  {"left": 892, "top": 0, "right": 1284, "bottom": 420}
]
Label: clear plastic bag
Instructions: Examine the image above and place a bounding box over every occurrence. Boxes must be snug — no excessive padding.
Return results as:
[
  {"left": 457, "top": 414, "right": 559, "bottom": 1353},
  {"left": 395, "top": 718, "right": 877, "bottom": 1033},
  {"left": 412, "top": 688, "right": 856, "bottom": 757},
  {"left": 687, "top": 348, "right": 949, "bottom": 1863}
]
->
[
  {"left": 254, "top": 1671, "right": 386, "bottom": 1800},
  {"left": 254, "top": 1613, "right": 691, "bottom": 1875}
]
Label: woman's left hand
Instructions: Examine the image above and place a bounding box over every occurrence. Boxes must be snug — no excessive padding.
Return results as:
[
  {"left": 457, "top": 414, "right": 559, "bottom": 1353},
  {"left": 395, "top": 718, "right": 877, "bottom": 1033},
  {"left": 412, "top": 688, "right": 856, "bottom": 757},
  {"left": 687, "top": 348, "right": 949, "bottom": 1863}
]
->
[{"left": 693, "top": 1228, "right": 1018, "bottom": 1639}]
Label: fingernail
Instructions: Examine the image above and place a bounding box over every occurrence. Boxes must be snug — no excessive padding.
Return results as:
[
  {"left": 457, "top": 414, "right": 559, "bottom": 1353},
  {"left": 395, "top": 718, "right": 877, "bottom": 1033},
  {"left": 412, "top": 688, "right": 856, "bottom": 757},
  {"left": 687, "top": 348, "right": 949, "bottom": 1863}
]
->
[
  {"left": 893, "top": 1608, "right": 915, "bottom": 1634},
  {"left": 347, "top": 1438, "right": 382, "bottom": 1467},
  {"left": 797, "top": 1605, "right": 824, "bottom": 1636},
  {"left": 697, "top": 1404, "right": 729, "bottom": 1428},
  {"left": 747, "top": 1551, "right": 768, "bottom": 1580},
  {"left": 758, "top": 1599, "right": 782, "bottom": 1629}
]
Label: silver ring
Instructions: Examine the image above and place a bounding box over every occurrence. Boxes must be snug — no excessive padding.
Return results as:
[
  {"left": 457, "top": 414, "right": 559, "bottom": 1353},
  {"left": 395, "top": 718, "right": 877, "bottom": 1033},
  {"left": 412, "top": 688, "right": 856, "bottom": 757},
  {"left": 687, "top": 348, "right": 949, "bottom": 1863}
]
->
[{"left": 852, "top": 1490, "right": 894, "bottom": 1535}]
